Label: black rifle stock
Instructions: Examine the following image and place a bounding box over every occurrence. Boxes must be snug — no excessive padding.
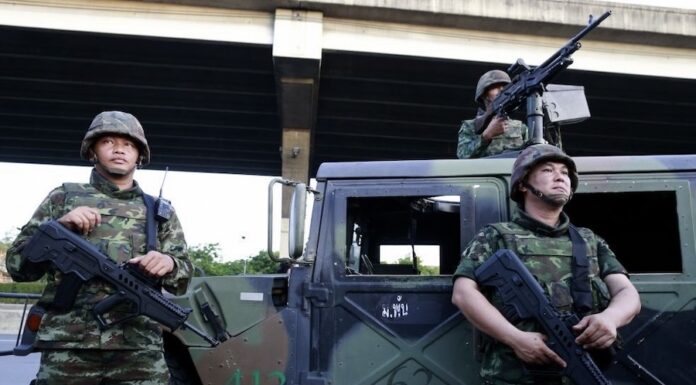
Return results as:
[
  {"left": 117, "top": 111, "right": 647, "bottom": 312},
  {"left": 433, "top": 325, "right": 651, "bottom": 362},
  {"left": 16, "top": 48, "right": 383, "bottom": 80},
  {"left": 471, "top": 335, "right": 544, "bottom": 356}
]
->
[
  {"left": 20, "top": 220, "right": 219, "bottom": 346},
  {"left": 474, "top": 11, "right": 611, "bottom": 135},
  {"left": 474, "top": 249, "right": 611, "bottom": 385}
]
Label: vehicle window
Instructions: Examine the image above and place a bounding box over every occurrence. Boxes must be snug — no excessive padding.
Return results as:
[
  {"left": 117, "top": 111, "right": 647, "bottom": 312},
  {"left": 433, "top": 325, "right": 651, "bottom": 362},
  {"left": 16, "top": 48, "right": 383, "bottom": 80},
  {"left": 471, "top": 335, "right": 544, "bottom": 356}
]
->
[
  {"left": 565, "top": 190, "right": 682, "bottom": 273},
  {"left": 379, "top": 245, "right": 441, "bottom": 275},
  {"left": 346, "top": 196, "right": 460, "bottom": 276}
]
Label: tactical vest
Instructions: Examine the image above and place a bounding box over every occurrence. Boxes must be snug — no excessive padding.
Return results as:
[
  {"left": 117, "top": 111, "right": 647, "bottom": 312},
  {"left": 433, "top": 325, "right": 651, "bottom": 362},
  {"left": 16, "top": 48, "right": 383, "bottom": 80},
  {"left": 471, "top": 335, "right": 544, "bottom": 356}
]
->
[
  {"left": 62, "top": 182, "right": 152, "bottom": 262},
  {"left": 35, "top": 182, "right": 163, "bottom": 351},
  {"left": 487, "top": 222, "right": 610, "bottom": 314}
]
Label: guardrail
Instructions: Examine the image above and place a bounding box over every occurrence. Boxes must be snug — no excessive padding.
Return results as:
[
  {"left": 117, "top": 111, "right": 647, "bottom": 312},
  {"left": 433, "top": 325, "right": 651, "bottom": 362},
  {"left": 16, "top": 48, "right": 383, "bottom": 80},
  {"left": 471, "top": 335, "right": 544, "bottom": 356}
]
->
[
  {"left": 0, "top": 293, "right": 40, "bottom": 300},
  {"left": 0, "top": 292, "right": 40, "bottom": 356}
]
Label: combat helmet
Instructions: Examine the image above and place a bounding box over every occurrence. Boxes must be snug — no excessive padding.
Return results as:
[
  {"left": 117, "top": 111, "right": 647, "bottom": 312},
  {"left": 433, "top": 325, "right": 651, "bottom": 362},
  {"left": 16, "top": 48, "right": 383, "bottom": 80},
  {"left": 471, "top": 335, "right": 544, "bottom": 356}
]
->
[
  {"left": 80, "top": 111, "right": 150, "bottom": 165},
  {"left": 510, "top": 144, "right": 578, "bottom": 204},
  {"left": 475, "top": 69, "right": 511, "bottom": 107}
]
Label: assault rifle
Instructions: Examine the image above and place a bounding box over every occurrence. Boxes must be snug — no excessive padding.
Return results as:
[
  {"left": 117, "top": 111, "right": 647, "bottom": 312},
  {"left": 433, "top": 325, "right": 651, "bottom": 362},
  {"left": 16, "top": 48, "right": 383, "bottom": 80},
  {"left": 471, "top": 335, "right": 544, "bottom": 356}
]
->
[
  {"left": 474, "top": 249, "right": 611, "bottom": 385},
  {"left": 20, "top": 220, "right": 219, "bottom": 347},
  {"left": 474, "top": 11, "right": 612, "bottom": 144}
]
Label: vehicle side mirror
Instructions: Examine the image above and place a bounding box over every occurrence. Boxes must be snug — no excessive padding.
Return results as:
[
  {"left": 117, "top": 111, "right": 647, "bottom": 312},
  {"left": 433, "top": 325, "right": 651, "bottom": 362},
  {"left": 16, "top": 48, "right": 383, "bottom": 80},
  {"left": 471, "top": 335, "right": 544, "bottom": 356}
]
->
[
  {"left": 268, "top": 178, "right": 307, "bottom": 261},
  {"left": 288, "top": 183, "right": 307, "bottom": 259}
]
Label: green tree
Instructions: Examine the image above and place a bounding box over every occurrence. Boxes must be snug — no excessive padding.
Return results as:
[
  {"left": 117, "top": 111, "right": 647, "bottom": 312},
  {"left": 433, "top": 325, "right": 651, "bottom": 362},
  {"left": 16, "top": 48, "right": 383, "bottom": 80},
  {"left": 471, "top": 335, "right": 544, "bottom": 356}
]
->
[
  {"left": 396, "top": 255, "right": 439, "bottom": 276},
  {"left": 225, "top": 250, "right": 281, "bottom": 275},
  {"left": 188, "top": 244, "right": 281, "bottom": 276},
  {"left": 1, "top": 236, "right": 12, "bottom": 281},
  {"left": 188, "top": 243, "right": 233, "bottom": 276},
  {"left": 246, "top": 250, "right": 281, "bottom": 274},
  {"left": 0, "top": 231, "right": 13, "bottom": 253}
]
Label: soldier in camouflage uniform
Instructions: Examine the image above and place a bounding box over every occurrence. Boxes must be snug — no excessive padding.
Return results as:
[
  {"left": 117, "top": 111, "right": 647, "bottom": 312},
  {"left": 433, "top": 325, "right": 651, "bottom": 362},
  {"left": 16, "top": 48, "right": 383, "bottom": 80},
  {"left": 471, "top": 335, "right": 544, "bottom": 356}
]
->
[
  {"left": 457, "top": 70, "right": 528, "bottom": 158},
  {"left": 5, "top": 111, "right": 193, "bottom": 385},
  {"left": 451, "top": 144, "right": 641, "bottom": 385}
]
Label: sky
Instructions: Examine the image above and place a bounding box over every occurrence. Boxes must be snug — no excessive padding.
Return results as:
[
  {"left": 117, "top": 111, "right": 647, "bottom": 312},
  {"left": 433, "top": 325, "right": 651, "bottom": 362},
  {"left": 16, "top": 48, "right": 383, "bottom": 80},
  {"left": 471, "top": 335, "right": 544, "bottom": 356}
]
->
[{"left": 0, "top": 162, "right": 284, "bottom": 261}]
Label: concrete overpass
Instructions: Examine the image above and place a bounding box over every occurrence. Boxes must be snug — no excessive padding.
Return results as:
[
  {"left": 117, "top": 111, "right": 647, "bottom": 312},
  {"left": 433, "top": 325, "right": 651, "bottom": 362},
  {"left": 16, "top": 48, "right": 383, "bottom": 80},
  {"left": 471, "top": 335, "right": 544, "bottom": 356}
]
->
[{"left": 1, "top": 0, "right": 695, "bottom": 185}]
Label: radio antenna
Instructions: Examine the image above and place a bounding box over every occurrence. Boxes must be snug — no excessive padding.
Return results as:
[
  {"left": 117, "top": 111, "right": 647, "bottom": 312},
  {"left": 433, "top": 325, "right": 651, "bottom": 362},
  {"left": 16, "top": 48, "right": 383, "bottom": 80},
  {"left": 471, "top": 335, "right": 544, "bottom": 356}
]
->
[{"left": 159, "top": 167, "right": 169, "bottom": 198}]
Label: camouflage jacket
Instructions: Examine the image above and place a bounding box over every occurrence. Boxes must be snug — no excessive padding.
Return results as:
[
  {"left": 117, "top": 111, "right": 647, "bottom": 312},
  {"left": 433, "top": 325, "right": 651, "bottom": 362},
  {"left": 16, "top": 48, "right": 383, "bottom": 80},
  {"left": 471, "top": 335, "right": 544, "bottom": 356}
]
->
[
  {"left": 453, "top": 209, "right": 627, "bottom": 384},
  {"left": 456, "top": 118, "right": 528, "bottom": 159},
  {"left": 5, "top": 169, "right": 193, "bottom": 351}
]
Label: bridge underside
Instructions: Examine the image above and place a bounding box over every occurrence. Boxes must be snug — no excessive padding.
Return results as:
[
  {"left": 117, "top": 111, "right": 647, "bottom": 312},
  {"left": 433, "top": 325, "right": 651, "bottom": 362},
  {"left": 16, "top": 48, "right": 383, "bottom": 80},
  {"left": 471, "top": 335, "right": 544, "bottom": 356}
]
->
[{"left": 1, "top": 24, "right": 694, "bottom": 176}]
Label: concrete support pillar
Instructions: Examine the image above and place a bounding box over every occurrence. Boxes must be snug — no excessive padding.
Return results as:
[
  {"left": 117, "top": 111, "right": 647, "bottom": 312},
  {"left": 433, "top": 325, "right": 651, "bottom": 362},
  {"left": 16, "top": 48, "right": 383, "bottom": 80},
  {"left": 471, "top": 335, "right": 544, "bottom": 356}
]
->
[{"left": 273, "top": 9, "right": 322, "bottom": 257}]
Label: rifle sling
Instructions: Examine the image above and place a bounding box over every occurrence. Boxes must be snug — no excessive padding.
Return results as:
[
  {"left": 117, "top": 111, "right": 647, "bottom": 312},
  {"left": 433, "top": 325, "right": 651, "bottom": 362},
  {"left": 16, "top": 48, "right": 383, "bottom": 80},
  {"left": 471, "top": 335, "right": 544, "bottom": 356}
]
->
[
  {"left": 142, "top": 193, "right": 158, "bottom": 252},
  {"left": 568, "top": 224, "right": 593, "bottom": 315}
]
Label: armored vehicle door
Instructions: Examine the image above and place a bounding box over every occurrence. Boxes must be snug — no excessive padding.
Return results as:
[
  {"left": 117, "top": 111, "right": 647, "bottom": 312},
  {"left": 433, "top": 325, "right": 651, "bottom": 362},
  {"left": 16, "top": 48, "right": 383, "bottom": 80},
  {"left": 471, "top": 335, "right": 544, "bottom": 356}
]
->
[
  {"left": 306, "top": 177, "right": 507, "bottom": 385},
  {"left": 564, "top": 171, "right": 696, "bottom": 385}
]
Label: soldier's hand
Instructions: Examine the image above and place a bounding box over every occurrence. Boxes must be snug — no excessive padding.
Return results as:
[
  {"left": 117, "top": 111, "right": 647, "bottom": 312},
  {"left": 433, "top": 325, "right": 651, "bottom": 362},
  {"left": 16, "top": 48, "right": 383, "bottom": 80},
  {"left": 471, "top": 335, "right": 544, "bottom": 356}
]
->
[
  {"left": 573, "top": 313, "right": 618, "bottom": 350},
  {"left": 509, "top": 331, "right": 566, "bottom": 368},
  {"left": 481, "top": 116, "right": 507, "bottom": 142},
  {"left": 58, "top": 206, "right": 101, "bottom": 235},
  {"left": 129, "top": 251, "right": 175, "bottom": 277}
]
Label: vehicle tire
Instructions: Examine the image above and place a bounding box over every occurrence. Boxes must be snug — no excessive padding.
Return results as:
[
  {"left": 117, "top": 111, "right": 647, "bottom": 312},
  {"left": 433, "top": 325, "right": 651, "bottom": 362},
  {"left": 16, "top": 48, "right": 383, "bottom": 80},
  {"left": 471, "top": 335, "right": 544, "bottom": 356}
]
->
[{"left": 164, "top": 334, "right": 202, "bottom": 385}]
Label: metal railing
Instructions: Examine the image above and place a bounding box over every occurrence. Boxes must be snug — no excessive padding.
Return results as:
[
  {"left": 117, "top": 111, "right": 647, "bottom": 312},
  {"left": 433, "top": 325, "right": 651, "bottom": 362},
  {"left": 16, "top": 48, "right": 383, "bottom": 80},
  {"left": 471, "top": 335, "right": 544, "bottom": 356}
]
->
[{"left": 0, "top": 292, "right": 40, "bottom": 356}]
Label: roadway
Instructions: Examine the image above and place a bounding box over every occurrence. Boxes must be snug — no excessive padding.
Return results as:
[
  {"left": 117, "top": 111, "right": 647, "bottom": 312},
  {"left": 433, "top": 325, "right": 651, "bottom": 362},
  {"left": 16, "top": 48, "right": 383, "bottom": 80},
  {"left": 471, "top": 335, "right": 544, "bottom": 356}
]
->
[{"left": 0, "top": 333, "right": 39, "bottom": 385}]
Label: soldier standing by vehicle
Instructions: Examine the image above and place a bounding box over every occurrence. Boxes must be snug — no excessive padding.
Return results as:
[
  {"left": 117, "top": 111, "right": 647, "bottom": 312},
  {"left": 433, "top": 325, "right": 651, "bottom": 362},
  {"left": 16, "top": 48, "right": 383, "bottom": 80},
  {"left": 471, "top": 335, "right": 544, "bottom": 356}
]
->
[
  {"left": 451, "top": 144, "right": 641, "bottom": 384},
  {"left": 5, "top": 111, "right": 193, "bottom": 385},
  {"left": 457, "top": 70, "right": 528, "bottom": 159}
]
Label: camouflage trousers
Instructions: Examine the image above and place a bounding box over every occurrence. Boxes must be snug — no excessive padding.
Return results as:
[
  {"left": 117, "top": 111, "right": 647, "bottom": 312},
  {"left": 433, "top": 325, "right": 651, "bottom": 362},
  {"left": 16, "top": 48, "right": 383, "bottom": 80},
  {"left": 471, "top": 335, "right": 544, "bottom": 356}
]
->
[{"left": 33, "top": 349, "right": 169, "bottom": 385}]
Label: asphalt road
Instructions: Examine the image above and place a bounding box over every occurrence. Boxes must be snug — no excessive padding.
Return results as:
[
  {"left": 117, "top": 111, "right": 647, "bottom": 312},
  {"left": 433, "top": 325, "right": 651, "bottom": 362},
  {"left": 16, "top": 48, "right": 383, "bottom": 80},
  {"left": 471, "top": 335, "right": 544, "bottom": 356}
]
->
[{"left": 0, "top": 333, "right": 39, "bottom": 385}]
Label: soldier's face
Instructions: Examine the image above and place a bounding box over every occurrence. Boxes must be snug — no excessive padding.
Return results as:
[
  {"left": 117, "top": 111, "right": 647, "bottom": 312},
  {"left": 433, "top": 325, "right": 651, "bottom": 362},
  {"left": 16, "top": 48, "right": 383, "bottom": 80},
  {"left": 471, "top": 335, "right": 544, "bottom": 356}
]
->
[
  {"left": 525, "top": 161, "right": 571, "bottom": 206},
  {"left": 92, "top": 135, "right": 140, "bottom": 177},
  {"left": 484, "top": 84, "right": 505, "bottom": 106}
]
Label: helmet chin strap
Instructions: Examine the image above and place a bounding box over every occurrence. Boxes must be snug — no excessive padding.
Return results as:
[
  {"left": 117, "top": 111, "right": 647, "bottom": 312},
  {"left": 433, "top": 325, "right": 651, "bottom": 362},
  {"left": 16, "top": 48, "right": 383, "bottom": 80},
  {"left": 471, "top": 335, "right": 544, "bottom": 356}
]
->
[
  {"left": 522, "top": 181, "right": 572, "bottom": 207},
  {"left": 94, "top": 156, "right": 135, "bottom": 178}
]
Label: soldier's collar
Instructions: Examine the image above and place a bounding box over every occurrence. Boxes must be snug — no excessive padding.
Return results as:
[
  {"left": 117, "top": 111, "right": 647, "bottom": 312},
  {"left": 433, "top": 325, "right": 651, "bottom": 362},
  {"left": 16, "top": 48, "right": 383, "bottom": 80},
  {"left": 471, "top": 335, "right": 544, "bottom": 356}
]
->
[
  {"left": 90, "top": 169, "right": 142, "bottom": 199},
  {"left": 513, "top": 209, "right": 569, "bottom": 237}
]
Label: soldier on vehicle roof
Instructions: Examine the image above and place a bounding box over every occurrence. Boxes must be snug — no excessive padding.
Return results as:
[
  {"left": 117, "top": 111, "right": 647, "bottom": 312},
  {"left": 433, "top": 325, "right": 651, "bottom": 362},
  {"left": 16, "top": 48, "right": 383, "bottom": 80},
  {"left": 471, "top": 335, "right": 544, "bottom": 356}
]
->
[
  {"left": 5, "top": 111, "right": 193, "bottom": 385},
  {"left": 457, "top": 70, "right": 529, "bottom": 159},
  {"left": 451, "top": 144, "right": 641, "bottom": 384}
]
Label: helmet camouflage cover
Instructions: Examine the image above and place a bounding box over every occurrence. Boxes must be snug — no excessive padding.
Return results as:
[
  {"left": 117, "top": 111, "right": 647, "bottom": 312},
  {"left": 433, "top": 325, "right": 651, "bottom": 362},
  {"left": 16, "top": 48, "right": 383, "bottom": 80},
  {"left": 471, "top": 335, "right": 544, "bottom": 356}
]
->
[
  {"left": 80, "top": 111, "right": 151, "bottom": 165},
  {"left": 510, "top": 144, "right": 578, "bottom": 203},
  {"left": 475, "top": 69, "right": 511, "bottom": 106}
]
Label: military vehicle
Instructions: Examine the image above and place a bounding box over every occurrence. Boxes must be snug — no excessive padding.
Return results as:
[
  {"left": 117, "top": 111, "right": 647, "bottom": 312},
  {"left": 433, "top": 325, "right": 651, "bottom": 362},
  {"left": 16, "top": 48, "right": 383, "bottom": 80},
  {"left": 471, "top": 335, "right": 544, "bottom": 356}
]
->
[
  {"left": 152, "top": 153, "right": 694, "bottom": 385},
  {"left": 4, "top": 10, "right": 693, "bottom": 385},
  {"left": 5, "top": 152, "right": 694, "bottom": 384},
  {"left": 157, "top": 11, "right": 694, "bottom": 383}
]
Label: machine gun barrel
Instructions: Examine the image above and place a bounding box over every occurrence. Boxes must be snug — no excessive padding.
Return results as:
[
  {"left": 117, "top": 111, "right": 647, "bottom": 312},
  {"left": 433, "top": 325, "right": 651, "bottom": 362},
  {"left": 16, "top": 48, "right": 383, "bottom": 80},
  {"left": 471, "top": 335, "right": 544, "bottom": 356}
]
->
[{"left": 538, "top": 10, "right": 612, "bottom": 69}]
